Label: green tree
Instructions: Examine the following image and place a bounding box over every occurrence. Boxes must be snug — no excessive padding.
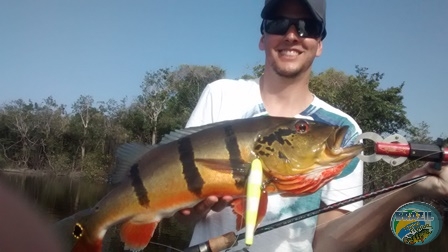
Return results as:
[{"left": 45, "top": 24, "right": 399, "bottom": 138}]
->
[
  {"left": 309, "top": 68, "right": 348, "bottom": 105},
  {"left": 240, "top": 64, "right": 264, "bottom": 79},
  {"left": 406, "top": 121, "right": 433, "bottom": 144},
  {"left": 33, "top": 96, "right": 68, "bottom": 171},
  {"left": 0, "top": 99, "right": 37, "bottom": 168},
  {"left": 97, "top": 98, "right": 129, "bottom": 157},
  {"left": 71, "top": 95, "right": 94, "bottom": 167},
  {"left": 253, "top": 64, "right": 264, "bottom": 78},
  {"left": 120, "top": 104, "right": 150, "bottom": 143},
  {"left": 159, "top": 65, "right": 225, "bottom": 135},
  {"left": 311, "top": 66, "right": 409, "bottom": 134},
  {"left": 137, "top": 68, "right": 173, "bottom": 145}
]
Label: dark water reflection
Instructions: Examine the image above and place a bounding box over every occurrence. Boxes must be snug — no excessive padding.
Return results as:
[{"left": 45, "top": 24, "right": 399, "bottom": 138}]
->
[
  {"left": 0, "top": 173, "right": 107, "bottom": 221},
  {"left": 1, "top": 172, "right": 447, "bottom": 252}
]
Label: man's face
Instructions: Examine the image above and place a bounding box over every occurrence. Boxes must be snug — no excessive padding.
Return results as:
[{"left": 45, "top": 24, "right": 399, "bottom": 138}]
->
[{"left": 259, "top": 0, "right": 323, "bottom": 78}]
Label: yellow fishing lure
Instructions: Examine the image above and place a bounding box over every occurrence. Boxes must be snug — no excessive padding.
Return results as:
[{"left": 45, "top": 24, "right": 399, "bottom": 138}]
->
[{"left": 245, "top": 158, "right": 263, "bottom": 246}]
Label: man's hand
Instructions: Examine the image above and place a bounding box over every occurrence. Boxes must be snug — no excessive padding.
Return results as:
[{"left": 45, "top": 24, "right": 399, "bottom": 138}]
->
[
  {"left": 398, "top": 162, "right": 448, "bottom": 199},
  {"left": 313, "top": 162, "right": 448, "bottom": 252},
  {"left": 175, "top": 195, "right": 234, "bottom": 225}
]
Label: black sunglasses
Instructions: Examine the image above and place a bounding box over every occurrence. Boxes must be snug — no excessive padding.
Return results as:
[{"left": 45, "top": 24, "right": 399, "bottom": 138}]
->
[{"left": 261, "top": 18, "right": 324, "bottom": 38}]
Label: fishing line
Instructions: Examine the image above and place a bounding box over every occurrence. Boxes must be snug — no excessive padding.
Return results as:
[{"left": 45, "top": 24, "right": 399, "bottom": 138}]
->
[{"left": 147, "top": 241, "right": 184, "bottom": 252}]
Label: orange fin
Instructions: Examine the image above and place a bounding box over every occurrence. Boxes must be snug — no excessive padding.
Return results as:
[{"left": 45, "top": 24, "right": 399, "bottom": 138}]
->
[
  {"left": 231, "top": 198, "right": 245, "bottom": 230},
  {"left": 72, "top": 238, "right": 102, "bottom": 252},
  {"left": 231, "top": 192, "right": 268, "bottom": 231},
  {"left": 256, "top": 192, "right": 268, "bottom": 228},
  {"left": 120, "top": 221, "right": 159, "bottom": 251},
  {"left": 195, "top": 158, "right": 250, "bottom": 174}
]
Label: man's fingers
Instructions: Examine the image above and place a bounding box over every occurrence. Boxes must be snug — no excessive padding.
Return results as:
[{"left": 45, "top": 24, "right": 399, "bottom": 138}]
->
[
  {"left": 177, "top": 195, "right": 234, "bottom": 226},
  {"left": 180, "top": 209, "right": 192, "bottom": 216},
  {"left": 211, "top": 196, "right": 233, "bottom": 212},
  {"left": 193, "top": 196, "right": 219, "bottom": 214}
]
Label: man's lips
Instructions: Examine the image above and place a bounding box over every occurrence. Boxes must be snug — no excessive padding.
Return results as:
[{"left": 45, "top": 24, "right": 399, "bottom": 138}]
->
[{"left": 277, "top": 48, "right": 303, "bottom": 57}]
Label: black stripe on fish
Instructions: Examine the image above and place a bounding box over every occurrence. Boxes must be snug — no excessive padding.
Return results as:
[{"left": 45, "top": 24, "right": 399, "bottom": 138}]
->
[
  {"left": 130, "top": 163, "right": 150, "bottom": 208},
  {"left": 257, "top": 128, "right": 295, "bottom": 146},
  {"left": 224, "top": 125, "right": 246, "bottom": 188},
  {"left": 258, "top": 151, "right": 270, "bottom": 157},
  {"left": 178, "top": 137, "right": 204, "bottom": 196},
  {"left": 265, "top": 146, "right": 275, "bottom": 152}
]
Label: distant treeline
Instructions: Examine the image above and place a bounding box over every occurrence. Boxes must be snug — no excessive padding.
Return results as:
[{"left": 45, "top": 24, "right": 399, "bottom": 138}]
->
[{"left": 0, "top": 64, "right": 445, "bottom": 193}]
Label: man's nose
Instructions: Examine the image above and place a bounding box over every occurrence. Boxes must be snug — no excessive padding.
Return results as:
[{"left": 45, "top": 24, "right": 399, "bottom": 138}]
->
[{"left": 284, "top": 25, "right": 302, "bottom": 41}]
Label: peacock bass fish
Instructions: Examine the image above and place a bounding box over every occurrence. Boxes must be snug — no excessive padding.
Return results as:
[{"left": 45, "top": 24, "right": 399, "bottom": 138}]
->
[{"left": 65, "top": 116, "right": 363, "bottom": 252}]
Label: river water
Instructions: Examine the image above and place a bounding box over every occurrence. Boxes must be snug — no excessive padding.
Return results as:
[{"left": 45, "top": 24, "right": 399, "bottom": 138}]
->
[{"left": 0, "top": 172, "right": 447, "bottom": 252}]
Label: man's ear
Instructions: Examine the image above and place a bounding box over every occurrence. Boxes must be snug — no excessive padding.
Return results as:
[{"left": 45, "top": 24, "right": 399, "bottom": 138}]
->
[
  {"left": 259, "top": 35, "right": 265, "bottom": 51},
  {"left": 316, "top": 39, "right": 323, "bottom": 57}
]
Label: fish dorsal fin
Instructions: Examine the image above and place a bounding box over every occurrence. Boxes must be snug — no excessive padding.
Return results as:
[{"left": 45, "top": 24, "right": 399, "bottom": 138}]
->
[
  {"left": 158, "top": 129, "right": 197, "bottom": 145},
  {"left": 159, "top": 122, "right": 227, "bottom": 145},
  {"left": 109, "top": 143, "right": 153, "bottom": 185}
]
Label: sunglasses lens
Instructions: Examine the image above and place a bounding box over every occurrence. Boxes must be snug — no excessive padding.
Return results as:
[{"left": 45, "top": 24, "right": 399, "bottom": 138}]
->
[
  {"left": 264, "top": 19, "right": 290, "bottom": 35},
  {"left": 300, "top": 19, "right": 322, "bottom": 38},
  {"left": 264, "top": 18, "right": 322, "bottom": 38}
]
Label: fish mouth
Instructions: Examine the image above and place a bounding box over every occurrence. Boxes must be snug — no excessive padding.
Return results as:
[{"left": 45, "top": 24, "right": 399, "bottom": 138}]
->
[{"left": 325, "top": 126, "right": 364, "bottom": 161}]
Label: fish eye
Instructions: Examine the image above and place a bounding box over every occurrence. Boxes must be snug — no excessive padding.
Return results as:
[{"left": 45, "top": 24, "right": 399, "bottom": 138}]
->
[
  {"left": 73, "top": 223, "right": 83, "bottom": 239},
  {"left": 295, "top": 120, "right": 309, "bottom": 134}
]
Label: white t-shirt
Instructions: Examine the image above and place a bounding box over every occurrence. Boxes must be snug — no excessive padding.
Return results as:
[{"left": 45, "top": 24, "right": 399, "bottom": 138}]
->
[{"left": 186, "top": 78, "right": 364, "bottom": 252}]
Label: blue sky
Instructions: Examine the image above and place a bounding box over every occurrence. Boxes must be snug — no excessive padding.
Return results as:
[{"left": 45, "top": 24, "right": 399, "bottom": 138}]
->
[{"left": 1, "top": 0, "right": 447, "bottom": 137}]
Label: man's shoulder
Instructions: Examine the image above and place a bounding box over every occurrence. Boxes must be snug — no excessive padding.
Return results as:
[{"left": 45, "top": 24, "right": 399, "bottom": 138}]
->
[
  {"left": 311, "top": 96, "right": 361, "bottom": 132},
  {"left": 313, "top": 97, "right": 354, "bottom": 119},
  {"left": 206, "top": 78, "right": 259, "bottom": 93}
]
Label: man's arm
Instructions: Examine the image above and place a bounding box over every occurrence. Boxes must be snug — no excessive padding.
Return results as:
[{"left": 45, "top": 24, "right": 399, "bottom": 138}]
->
[{"left": 313, "top": 163, "right": 447, "bottom": 252}]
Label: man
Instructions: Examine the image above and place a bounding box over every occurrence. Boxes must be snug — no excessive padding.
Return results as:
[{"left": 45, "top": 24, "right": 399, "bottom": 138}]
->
[{"left": 179, "top": 0, "right": 448, "bottom": 251}]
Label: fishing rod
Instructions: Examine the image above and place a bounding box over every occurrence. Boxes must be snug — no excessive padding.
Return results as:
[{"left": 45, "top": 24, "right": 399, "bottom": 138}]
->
[
  {"left": 183, "top": 175, "right": 426, "bottom": 252},
  {"left": 184, "top": 132, "right": 447, "bottom": 252}
]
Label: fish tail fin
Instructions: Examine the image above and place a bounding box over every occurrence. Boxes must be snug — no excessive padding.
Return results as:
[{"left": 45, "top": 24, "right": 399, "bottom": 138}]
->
[
  {"left": 72, "top": 237, "right": 103, "bottom": 252},
  {"left": 120, "top": 220, "right": 159, "bottom": 251}
]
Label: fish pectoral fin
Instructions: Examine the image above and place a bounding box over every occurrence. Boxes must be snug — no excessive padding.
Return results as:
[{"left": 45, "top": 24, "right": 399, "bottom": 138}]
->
[
  {"left": 120, "top": 220, "right": 159, "bottom": 251},
  {"left": 230, "top": 192, "right": 268, "bottom": 231},
  {"left": 230, "top": 198, "right": 245, "bottom": 231},
  {"left": 195, "top": 158, "right": 250, "bottom": 174}
]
